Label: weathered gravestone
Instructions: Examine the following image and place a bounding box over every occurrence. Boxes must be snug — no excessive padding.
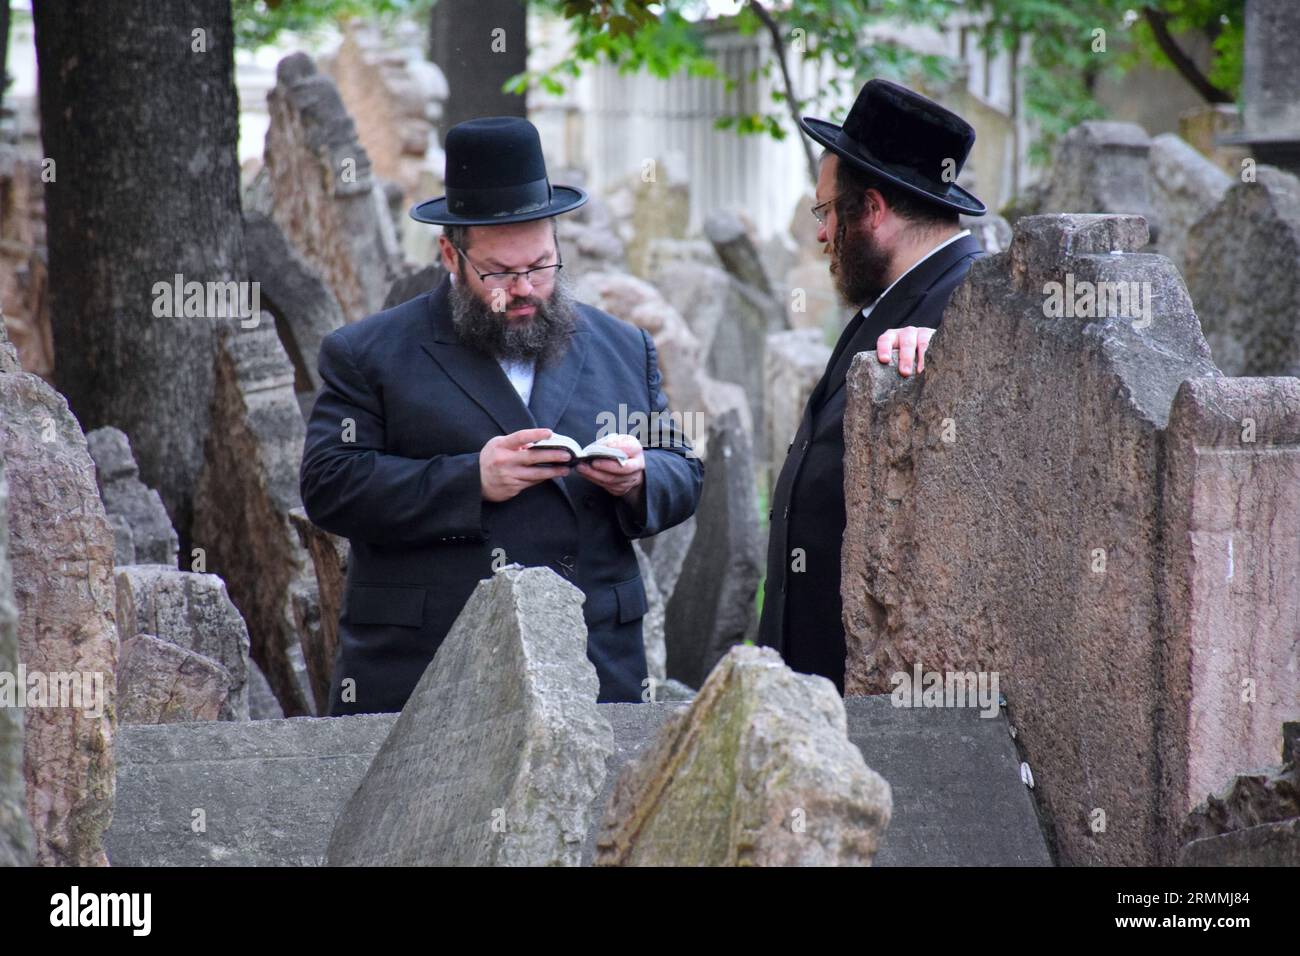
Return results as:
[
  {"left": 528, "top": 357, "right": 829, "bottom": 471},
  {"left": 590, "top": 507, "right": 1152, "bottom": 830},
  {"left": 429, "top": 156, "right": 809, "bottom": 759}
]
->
[
  {"left": 242, "top": 210, "right": 347, "bottom": 407},
  {"left": 1178, "top": 723, "right": 1300, "bottom": 866},
  {"left": 260, "top": 52, "right": 400, "bottom": 324},
  {"left": 632, "top": 542, "right": 667, "bottom": 686},
  {"left": 106, "top": 691, "right": 1049, "bottom": 867},
  {"left": 1218, "top": 0, "right": 1300, "bottom": 178},
  {"left": 663, "top": 409, "right": 762, "bottom": 688},
  {"left": 190, "top": 319, "right": 315, "bottom": 719},
  {"left": 765, "top": 329, "right": 831, "bottom": 481},
  {"left": 115, "top": 565, "right": 252, "bottom": 721},
  {"left": 841, "top": 213, "right": 1300, "bottom": 866},
  {"left": 1146, "top": 133, "right": 1230, "bottom": 273},
  {"left": 117, "top": 634, "right": 232, "bottom": 725},
  {"left": 106, "top": 715, "right": 397, "bottom": 866},
  {"left": 596, "top": 646, "right": 893, "bottom": 866},
  {"left": 289, "top": 507, "right": 349, "bottom": 716},
  {"left": 86, "top": 426, "right": 179, "bottom": 566},
  {"left": 0, "top": 446, "right": 34, "bottom": 866},
  {"left": 1183, "top": 165, "right": 1300, "bottom": 377},
  {"left": 325, "top": 566, "right": 614, "bottom": 866},
  {"left": 704, "top": 211, "right": 785, "bottom": 448},
  {"left": 1039, "top": 122, "right": 1158, "bottom": 235},
  {"left": 0, "top": 324, "right": 117, "bottom": 866}
]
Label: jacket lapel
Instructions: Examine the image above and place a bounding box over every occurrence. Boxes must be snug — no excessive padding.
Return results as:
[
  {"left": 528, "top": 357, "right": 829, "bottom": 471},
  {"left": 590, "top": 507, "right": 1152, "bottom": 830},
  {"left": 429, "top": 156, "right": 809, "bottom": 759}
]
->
[
  {"left": 815, "top": 233, "right": 983, "bottom": 411},
  {"left": 528, "top": 321, "right": 587, "bottom": 431},
  {"left": 419, "top": 277, "right": 538, "bottom": 435}
]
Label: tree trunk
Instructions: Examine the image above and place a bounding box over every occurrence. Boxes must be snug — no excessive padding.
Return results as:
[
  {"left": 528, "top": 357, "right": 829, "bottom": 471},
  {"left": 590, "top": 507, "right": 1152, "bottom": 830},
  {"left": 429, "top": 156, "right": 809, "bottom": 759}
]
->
[
  {"left": 34, "top": 1, "right": 313, "bottom": 717},
  {"left": 34, "top": 0, "right": 244, "bottom": 549},
  {"left": 429, "top": 0, "right": 528, "bottom": 136}
]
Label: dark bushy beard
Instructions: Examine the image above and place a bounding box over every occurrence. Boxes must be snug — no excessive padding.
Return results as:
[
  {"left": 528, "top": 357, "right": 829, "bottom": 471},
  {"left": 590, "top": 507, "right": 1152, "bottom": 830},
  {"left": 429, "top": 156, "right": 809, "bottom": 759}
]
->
[
  {"left": 449, "top": 268, "right": 578, "bottom": 366},
  {"left": 831, "top": 215, "right": 894, "bottom": 309}
]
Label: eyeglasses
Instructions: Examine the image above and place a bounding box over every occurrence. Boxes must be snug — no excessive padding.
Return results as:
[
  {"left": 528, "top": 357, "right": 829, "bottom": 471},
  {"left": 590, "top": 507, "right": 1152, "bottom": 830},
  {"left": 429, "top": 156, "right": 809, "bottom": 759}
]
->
[
  {"left": 452, "top": 244, "right": 564, "bottom": 290},
  {"left": 810, "top": 196, "right": 839, "bottom": 225}
]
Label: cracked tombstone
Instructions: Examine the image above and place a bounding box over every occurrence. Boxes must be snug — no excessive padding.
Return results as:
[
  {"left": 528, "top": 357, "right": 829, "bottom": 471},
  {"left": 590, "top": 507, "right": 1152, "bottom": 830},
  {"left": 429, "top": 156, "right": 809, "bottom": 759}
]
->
[
  {"left": 325, "top": 566, "right": 614, "bottom": 866},
  {"left": 596, "top": 645, "right": 892, "bottom": 866},
  {"left": 841, "top": 213, "right": 1300, "bottom": 866}
]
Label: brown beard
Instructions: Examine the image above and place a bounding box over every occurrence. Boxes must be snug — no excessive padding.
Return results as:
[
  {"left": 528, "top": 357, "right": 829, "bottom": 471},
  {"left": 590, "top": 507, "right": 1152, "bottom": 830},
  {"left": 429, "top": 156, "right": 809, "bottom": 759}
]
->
[
  {"left": 831, "top": 215, "right": 894, "bottom": 309},
  {"left": 449, "top": 267, "right": 578, "bottom": 366}
]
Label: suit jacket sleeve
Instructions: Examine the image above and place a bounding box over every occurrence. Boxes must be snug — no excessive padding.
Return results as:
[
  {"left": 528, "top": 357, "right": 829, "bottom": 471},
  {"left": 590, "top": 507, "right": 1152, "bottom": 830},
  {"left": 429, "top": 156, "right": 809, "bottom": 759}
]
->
[
  {"left": 615, "top": 328, "right": 704, "bottom": 538},
  {"left": 300, "top": 329, "right": 485, "bottom": 546}
]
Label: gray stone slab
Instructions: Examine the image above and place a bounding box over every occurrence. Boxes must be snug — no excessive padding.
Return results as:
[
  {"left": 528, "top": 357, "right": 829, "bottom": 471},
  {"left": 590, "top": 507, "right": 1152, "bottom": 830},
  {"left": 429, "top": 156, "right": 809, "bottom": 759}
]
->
[
  {"left": 580, "top": 702, "right": 688, "bottom": 865},
  {"left": 106, "top": 714, "right": 397, "bottom": 867},
  {"left": 843, "top": 696, "right": 1052, "bottom": 866},
  {"left": 107, "top": 696, "right": 1050, "bottom": 867},
  {"left": 1178, "top": 817, "right": 1300, "bottom": 867}
]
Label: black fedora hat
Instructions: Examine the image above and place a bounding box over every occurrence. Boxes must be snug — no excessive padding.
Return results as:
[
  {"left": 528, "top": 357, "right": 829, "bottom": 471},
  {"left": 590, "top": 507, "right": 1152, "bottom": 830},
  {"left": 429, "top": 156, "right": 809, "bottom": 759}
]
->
[
  {"left": 800, "top": 79, "right": 986, "bottom": 216},
  {"left": 411, "top": 116, "right": 588, "bottom": 226}
]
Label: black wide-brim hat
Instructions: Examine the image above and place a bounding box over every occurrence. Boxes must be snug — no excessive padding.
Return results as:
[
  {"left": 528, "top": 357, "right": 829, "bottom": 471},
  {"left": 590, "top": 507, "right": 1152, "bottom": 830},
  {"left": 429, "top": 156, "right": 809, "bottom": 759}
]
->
[
  {"left": 800, "top": 79, "right": 986, "bottom": 216},
  {"left": 411, "top": 116, "right": 588, "bottom": 226}
]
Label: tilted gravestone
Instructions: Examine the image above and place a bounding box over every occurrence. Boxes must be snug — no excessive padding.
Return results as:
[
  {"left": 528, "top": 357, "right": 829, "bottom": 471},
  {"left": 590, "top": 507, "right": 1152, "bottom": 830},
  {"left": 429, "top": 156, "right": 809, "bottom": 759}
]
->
[
  {"left": 842, "top": 213, "right": 1300, "bottom": 866},
  {"left": 115, "top": 565, "right": 251, "bottom": 721},
  {"left": 242, "top": 209, "right": 346, "bottom": 403},
  {"left": 0, "top": 325, "right": 116, "bottom": 866},
  {"left": 260, "top": 52, "right": 399, "bottom": 324},
  {"left": 117, "top": 634, "right": 232, "bottom": 725},
  {"left": 86, "top": 426, "right": 179, "bottom": 566},
  {"left": 190, "top": 318, "right": 315, "bottom": 719},
  {"left": 596, "top": 646, "right": 892, "bottom": 866},
  {"left": 1182, "top": 165, "right": 1300, "bottom": 377},
  {"left": 663, "top": 409, "right": 762, "bottom": 688},
  {"left": 325, "top": 566, "right": 614, "bottom": 866}
]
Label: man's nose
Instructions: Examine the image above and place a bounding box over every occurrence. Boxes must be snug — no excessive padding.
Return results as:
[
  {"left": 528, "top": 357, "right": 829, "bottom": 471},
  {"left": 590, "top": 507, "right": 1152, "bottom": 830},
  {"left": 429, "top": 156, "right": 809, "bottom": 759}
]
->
[
  {"left": 816, "top": 220, "right": 829, "bottom": 245},
  {"left": 509, "top": 272, "right": 534, "bottom": 295}
]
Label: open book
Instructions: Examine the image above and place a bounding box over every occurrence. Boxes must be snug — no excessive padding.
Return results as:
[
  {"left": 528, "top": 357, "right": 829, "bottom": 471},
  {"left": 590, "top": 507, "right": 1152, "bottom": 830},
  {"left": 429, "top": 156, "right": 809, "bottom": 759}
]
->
[{"left": 528, "top": 434, "right": 629, "bottom": 464}]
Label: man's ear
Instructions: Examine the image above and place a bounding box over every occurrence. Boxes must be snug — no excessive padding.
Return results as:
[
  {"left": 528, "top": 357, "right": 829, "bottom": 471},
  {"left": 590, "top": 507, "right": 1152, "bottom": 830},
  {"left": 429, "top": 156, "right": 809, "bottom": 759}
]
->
[
  {"left": 437, "top": 234, "right": 457, "bottom": 273},
  {"left": 862, "top": 188, "right": 887, "bottom": 229}
]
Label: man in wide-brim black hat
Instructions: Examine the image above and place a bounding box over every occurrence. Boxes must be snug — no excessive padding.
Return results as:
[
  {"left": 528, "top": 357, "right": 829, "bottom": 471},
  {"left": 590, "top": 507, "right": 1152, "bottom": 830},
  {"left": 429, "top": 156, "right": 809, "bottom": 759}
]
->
[
  {"left": 301, "top": 116, "right": 703, "bottom": 715},
  {"left": 758, "top": 79, "right": 987, "bottom": 692}
]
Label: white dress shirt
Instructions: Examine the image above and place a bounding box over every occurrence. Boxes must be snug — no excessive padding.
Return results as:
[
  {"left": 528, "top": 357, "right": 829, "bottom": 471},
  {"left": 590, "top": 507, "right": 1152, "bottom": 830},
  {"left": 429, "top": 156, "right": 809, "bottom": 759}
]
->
[{"left": 498, "top": 357, "right": 536, "bottom": 406}]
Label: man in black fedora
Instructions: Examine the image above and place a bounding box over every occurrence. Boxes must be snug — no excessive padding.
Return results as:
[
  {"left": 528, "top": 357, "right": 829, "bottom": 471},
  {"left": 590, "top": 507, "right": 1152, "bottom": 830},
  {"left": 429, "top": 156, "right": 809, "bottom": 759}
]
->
[
  {"left": 301, "top": 116, "right": 703, "bottom": 715},
  {"left": 758, "top": 79, "right": 986, "bottom": 693}
]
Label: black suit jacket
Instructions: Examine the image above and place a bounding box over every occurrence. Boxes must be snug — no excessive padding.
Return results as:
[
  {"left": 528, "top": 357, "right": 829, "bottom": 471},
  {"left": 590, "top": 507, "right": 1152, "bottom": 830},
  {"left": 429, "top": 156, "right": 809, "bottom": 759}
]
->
[
  {"left": 757, "top": 234, "right": 983, "bottom": 692},
  {"left": 300, "top": 276, "right": 703, "bottom": 715}
]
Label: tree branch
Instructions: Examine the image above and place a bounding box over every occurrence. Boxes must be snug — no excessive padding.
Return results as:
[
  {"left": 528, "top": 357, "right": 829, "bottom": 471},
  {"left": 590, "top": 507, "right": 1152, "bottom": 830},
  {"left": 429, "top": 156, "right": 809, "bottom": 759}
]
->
[
  {"left": 1141, "top": 7, "right": 1231, "bottom": 104},
  {"left": 750, "top": 0, "right": 818, "bottom": 185}
]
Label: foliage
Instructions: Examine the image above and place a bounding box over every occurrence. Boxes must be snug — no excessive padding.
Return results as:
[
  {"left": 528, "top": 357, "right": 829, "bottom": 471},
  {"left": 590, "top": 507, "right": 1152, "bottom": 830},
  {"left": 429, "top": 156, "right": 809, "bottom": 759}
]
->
[
  {"left": 232, "top": 0, "right": 431, "bottom": 49},
  {"left": 231, "top": 0, "right": 1246, "bottom": 167}
]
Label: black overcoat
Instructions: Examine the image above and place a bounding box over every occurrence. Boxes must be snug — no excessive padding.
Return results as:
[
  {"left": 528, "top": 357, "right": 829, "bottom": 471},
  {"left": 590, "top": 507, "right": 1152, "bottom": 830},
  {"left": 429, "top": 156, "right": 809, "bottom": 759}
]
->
[
  {"left": 757, "top": 234, "right": 983, "bottom": 691},
  {"left": 301, "top": 276, "right": 703, "bottom": 715}
]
